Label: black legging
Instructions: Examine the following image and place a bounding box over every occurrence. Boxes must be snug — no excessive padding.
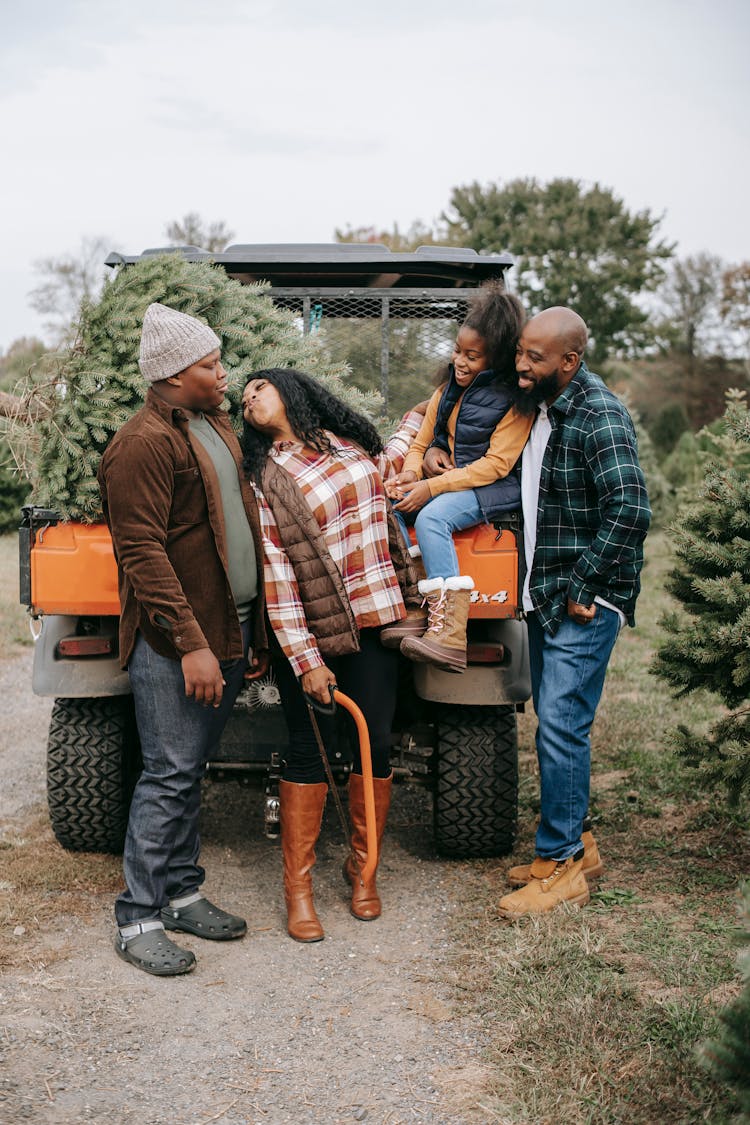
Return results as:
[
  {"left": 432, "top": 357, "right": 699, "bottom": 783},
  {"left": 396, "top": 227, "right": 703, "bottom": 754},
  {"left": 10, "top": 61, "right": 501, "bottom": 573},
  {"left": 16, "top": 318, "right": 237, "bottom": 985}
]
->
[{"left": 272, "top": 628, "right": 398, "bottom": 784}]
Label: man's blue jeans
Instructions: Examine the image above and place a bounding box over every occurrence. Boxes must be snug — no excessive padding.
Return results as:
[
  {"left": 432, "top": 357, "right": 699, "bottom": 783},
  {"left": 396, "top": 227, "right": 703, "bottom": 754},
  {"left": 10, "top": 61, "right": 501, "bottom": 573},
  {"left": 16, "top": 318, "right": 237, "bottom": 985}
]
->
[
  {"left": 526, "top": 607, "right": 620, "bottom": 861},
  {"left": 116, "top": 623, "right": 250, "bottom": 926},
  {"left": 393, "top": 489, "right": 484, "bottom": 579}
]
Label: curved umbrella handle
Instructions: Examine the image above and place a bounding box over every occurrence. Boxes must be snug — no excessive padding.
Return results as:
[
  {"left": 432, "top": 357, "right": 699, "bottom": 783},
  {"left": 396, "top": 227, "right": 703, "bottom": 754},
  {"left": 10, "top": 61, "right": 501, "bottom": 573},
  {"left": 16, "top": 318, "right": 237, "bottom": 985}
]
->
[
  {"left": 303, "top": 686, "right": 337, "bottom": 716},
  {"left": 332, "top": 690, "right": 377, "bottom": 886}
]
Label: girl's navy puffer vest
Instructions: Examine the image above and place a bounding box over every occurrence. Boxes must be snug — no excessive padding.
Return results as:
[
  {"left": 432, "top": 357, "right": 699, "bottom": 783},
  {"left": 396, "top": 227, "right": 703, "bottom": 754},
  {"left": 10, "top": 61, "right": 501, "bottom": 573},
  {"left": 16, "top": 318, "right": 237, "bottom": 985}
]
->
[{"left": 431, "top": 366, "right": 521, "bottom": 522}]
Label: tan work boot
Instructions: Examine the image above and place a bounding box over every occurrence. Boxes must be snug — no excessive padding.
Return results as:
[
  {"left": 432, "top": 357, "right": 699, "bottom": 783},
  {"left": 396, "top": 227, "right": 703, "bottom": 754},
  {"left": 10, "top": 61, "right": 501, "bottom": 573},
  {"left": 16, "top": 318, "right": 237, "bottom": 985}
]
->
[
  {"left": 399, "top": 576, "right": 473, "bottom": 673},
  {"left": 498, "top": 855, "right": 590, "bottom": 919},
  {"left": 507, "top": 831, "right": 604, "bottom": 887},
  {"left": 279, "top": 780, "right": 328, "bottom": 942}
]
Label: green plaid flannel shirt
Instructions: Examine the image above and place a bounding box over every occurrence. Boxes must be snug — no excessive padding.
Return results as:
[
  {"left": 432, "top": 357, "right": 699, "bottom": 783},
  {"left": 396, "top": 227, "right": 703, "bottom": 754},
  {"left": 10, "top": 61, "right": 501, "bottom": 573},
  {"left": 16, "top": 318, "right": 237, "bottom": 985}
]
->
[{"left": 527, "top": 362, "right": 651, "bottom": 634}]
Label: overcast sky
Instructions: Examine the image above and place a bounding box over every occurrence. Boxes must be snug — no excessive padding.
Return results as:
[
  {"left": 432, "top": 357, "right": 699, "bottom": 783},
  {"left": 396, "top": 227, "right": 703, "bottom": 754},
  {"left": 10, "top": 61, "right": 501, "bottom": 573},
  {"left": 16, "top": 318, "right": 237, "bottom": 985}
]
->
[{"left": 1, "top": 0, "right": 748, "bottom": 352}]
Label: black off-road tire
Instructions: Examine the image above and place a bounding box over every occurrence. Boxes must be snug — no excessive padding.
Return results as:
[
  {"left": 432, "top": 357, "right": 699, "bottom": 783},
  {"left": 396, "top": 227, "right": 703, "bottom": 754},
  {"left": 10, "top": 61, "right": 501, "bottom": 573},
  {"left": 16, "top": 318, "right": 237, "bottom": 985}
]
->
[
  {"left": 47, "top": 696, "right": 141, "bottom": 853},
  {"left": 433, "top": 704, "right": 518, "bottom": 859}
]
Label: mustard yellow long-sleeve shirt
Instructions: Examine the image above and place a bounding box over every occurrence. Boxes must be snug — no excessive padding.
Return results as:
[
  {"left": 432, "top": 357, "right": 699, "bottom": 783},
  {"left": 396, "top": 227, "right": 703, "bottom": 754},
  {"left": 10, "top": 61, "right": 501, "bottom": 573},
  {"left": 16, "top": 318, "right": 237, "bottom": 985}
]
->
[{"left": 401, "top": 385, "right": 533, "bottom": 496}]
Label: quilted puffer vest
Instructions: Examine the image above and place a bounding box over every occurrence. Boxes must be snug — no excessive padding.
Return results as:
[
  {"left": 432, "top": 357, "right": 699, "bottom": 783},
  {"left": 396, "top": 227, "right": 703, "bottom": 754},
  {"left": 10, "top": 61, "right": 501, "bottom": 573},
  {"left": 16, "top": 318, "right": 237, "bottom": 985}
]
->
[
  {"left": 260, "top": 458, "right": 419, "bottom": 658},
  {"left": 432, "top": 366, "right": 521, "bottom": 521}
]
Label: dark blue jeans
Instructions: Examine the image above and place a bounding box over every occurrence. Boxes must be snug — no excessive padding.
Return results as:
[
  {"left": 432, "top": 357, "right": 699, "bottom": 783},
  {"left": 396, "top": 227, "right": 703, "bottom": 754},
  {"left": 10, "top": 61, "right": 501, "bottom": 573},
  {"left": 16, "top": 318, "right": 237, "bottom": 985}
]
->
[
  {"left": 116, "top": 623, "right": 251, "bottom": 926},
  {"left": 527, "top": 607, "right": 620, "bottom": 861}
]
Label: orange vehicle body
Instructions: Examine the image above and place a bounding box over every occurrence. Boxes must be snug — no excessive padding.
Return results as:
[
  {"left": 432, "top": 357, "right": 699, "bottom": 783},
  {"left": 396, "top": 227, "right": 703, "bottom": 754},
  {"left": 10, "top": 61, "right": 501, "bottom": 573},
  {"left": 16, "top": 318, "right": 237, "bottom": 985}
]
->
[
  {"left": 27, "top": 522, "right": 120, "bottom": 617},
  {"left": 27, "top": 521, "right": 520, "bottom": 620}
]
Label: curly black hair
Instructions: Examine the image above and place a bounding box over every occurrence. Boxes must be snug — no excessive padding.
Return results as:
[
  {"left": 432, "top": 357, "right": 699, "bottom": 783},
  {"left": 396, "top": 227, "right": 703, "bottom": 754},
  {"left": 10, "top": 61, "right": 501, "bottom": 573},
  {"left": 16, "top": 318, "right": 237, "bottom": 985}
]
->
[
  {"left": 460, "top": 281, "right": 526, "bottom": 386},
  {"left": 241, "top": 367, "right": 384, "bottom": 482}
]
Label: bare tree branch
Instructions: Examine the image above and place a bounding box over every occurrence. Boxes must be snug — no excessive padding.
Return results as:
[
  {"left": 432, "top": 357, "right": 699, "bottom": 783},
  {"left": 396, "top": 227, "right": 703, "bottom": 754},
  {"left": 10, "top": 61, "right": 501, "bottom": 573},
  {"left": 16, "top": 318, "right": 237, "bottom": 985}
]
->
[{"left": 0, "top": 389, "right": 51, "bottom": 423}]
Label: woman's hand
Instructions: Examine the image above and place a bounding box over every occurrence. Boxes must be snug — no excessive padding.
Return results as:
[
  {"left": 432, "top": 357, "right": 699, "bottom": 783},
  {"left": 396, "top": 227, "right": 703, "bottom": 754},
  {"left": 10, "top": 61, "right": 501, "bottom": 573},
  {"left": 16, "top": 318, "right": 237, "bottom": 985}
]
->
[
  {"left": 244, "top": 648, "right": 270, "bottom": 682},
  {"left": 423, "top": 445, "right": 453, "bottom": 478},
  {"left": 300, "top": 664, "right": 337, "bottom": 704},
  {"left": 384, "top": 470, "right": 417, "bottom": 500},
  {"left": 394, "top": 479, "right": 432, "bottom": 514}
]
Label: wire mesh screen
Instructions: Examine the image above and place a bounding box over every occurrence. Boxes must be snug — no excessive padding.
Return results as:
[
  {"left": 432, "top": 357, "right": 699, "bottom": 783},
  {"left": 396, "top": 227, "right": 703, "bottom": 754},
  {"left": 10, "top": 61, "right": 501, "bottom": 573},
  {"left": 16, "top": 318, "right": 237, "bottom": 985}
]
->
[{"left": 271, "top": 289, "right": 474, "bottom": 418}]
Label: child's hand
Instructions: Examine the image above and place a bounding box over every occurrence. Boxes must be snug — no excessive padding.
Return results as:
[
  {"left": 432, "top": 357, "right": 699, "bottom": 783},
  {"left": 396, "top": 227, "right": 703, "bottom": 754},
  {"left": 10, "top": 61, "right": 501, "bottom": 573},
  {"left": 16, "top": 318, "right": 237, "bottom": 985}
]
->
[
  {"left": 385, "top": 470, "right": 417, "bottom": 500},
  {"left": 423, "top": 446, "right": 453, "bottom": 478},
  {"left": 394, "top": 479, "right": 432, "bottom": 514}
]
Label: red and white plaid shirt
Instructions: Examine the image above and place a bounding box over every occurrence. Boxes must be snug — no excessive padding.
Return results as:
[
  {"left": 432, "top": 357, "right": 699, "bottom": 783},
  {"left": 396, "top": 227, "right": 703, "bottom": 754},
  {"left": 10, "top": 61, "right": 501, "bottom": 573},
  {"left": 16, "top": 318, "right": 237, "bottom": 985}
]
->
[
  {"left": 254, "top": 434, "right": 406, "bottom": 676},
  {"left": 377, "top": 407, "right": 425, "bottom": 480}
]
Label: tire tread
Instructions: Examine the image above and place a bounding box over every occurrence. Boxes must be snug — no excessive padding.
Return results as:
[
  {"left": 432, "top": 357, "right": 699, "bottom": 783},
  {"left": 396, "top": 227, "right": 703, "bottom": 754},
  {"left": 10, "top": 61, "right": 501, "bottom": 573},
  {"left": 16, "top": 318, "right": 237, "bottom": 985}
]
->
[
  {"left": 47, "top": 697, "right": 139, "bottom": 853},
  {"left": 434, "top": 704, "right": 518, "bottom": 859}
]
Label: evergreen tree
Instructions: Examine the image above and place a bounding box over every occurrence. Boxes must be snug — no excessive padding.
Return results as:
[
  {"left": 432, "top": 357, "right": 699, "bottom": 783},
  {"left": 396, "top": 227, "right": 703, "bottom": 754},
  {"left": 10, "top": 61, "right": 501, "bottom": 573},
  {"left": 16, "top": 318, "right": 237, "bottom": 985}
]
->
[
  {"left": 651, "top": 391, "right": 750, "bottom": 804},
  {"left": 10, "top": 254, "right": 379, "bottom": 522},
  {"left": 0, "top": 439, "right": 29, "bottom": 534},
  {"left": 0, "top": 338, "right": 46, "bottom": 533},
  {"left": 626, "top": 400, "right": 675, "bottom": 529},
  {"left": 649, "top": 402, "right": 690, "bottom": 457},
  {"left": 698, "top": 882, "right": 750, "bottom": 1115}
]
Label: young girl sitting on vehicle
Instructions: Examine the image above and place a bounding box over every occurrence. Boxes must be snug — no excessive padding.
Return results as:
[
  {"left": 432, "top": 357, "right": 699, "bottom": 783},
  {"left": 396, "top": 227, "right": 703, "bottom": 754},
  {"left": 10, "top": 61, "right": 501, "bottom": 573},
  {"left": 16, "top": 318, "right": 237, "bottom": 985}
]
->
[{"left": 381, "top": 283, "right": 532, "bottom": 673}]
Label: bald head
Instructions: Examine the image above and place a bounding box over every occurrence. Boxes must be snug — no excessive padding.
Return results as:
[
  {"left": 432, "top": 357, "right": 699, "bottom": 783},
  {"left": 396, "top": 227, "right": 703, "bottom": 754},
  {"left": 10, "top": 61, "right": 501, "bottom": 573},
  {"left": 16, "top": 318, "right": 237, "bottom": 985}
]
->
[
  {"left": 515, "top": 306, "right": 589, "bottom": 409},
  {"left": 527, "top": 307, "right": 588, "bottom": 357}
]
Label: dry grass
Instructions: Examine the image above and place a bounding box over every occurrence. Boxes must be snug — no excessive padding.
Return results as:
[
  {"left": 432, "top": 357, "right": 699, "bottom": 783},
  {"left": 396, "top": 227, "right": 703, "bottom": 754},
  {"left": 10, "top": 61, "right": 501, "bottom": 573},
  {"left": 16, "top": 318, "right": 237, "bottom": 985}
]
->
[
  {"left": 445, "top": 531, "right": 749, "bottom": 1124},
  {"left": 0, "top": 811, "right": 122, "bottom": 969},
  {"left": 0, "top": 532, "right": 32, "bottom": 656}
]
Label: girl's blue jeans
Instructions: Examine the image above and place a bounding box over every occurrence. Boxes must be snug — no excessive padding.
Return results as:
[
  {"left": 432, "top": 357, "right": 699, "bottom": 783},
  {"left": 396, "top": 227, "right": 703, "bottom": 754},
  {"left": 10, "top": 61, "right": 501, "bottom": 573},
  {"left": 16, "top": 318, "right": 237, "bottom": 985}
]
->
[
  {"left": 526, "top": 606, "right": 620, "bottom": 861},
  {"left": 393, "top": 489, "right": 484, "bottom": 579}
]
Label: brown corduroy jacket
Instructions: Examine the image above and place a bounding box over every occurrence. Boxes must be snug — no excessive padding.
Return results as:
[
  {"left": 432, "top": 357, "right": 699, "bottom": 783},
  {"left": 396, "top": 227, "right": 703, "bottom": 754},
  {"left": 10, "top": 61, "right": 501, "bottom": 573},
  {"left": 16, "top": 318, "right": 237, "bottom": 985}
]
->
[{"left": 98, "top": 389, "right": 267, "bottom": 669}]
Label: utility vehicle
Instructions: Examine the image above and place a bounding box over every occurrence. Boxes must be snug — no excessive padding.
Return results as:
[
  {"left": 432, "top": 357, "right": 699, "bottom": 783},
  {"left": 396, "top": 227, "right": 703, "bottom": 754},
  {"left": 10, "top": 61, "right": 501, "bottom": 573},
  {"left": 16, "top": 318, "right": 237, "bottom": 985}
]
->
[{"left": 20, "top": 243, "right": 530, "bottom": 859}]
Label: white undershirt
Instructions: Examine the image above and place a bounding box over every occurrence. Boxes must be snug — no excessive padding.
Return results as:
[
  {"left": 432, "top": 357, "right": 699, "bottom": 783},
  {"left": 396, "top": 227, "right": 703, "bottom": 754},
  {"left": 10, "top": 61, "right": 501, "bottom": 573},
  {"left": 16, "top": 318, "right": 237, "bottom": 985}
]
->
[
  {"left": 521, "top": 404, "right": 551, "bottom": 613},
  {"left": 521, "top": 403, "right": 625, "bottom": 627}
]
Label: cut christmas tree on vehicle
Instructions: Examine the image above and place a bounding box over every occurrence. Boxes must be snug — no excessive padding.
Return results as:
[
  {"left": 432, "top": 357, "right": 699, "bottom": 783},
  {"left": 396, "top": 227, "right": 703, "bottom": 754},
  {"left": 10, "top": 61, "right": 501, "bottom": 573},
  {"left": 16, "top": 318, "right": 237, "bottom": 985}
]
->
[{"left": 10, "top": 252, "right": 370, "bottom": 522}]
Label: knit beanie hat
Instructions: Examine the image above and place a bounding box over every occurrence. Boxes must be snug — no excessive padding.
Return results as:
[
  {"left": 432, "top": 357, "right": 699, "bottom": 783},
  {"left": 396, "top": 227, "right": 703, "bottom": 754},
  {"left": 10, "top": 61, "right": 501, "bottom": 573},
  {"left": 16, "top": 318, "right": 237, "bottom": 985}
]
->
[{"left": 139, "top": 302, "right": 221, "bottom": 383}]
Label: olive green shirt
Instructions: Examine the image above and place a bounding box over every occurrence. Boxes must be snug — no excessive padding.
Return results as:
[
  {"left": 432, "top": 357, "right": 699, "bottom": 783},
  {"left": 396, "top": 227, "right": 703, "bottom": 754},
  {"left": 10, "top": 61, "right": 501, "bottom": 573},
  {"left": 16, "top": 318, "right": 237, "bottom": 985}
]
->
[{"left": 189, "top": 415, "right": 257, "bottom": 623}]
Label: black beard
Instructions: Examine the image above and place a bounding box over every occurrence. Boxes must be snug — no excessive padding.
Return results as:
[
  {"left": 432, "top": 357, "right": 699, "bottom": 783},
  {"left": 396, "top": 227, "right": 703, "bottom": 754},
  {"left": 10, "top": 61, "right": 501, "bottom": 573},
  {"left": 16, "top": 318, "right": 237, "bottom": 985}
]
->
[{"left": 512, "top": 372, "right": 560, "bottom": 415}]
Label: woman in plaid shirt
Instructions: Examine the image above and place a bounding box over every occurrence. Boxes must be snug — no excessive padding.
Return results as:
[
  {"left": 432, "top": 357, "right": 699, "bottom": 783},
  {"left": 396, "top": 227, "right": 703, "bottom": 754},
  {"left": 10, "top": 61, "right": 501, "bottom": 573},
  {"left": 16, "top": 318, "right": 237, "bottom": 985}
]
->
[{"left": 241, "top": 368, "right": 417, "bottom": 943}]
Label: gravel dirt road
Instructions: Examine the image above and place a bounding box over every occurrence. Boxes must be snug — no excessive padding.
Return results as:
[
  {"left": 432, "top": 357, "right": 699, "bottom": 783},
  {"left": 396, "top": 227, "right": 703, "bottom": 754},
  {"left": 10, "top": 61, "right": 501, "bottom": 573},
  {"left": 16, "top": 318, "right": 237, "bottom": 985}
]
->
[{"left": 0, "top": 651, "right": 496, "bottom": 1124}]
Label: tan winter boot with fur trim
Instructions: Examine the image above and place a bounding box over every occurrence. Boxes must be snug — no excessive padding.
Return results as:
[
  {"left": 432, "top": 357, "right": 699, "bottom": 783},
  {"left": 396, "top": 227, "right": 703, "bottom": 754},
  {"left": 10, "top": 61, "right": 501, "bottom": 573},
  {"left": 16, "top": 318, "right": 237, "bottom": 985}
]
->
[
  {"left": 380, "top": 553, "right": 428, "bottom": 649},
  {"left": 379, "top": 606, "right": 429, "bottom": 649},
  {"left": 400, "top": 576, "right": 473, "bottom": 673}
]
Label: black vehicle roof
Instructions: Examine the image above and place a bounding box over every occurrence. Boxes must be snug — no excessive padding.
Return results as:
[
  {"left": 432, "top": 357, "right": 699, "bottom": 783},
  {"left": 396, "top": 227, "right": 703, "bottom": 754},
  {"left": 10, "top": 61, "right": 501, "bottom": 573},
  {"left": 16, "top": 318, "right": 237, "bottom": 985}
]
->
[{"left": 105, "top": 243, "right": 513, "bottom": 289}]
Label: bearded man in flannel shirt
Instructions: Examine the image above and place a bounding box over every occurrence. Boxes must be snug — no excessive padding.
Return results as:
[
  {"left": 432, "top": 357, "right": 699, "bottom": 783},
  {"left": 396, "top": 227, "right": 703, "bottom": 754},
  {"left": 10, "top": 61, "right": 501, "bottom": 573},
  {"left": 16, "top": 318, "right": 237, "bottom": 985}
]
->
[{"left": 499, "top": 307, "right": 651, "bottom": 919}]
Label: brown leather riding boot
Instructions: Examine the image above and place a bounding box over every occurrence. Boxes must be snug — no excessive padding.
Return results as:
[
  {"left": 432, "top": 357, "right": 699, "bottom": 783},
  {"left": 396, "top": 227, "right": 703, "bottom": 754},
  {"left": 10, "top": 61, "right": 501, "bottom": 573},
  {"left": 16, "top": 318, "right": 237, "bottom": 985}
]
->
[
  {"left": 279, "top": 780, "right": 328, "bottom": 942},
  {"left": 343, "top": 772, "right": 392, "bottom": 920}
]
